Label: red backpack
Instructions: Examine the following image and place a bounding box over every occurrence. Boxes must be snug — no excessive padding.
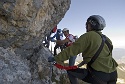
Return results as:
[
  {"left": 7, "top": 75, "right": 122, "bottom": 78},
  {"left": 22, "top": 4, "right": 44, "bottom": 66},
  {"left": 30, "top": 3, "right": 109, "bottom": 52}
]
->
[{"left": 51, "top": 26, "right": 57, "bottom": 33}]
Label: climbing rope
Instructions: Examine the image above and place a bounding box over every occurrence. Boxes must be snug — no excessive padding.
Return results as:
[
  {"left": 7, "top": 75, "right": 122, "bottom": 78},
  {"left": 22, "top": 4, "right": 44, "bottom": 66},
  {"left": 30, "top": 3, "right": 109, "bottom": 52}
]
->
[{"left": 53, "top": 62, "right": 78, "bottom": 70}]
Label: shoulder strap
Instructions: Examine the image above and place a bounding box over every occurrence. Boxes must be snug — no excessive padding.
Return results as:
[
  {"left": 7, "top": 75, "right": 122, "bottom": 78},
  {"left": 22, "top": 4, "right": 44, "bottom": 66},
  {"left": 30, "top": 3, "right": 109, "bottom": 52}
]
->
[
  {"left": 88, "top": 31, "right": 106, "bottom": 66},
  {"left": 105, "top": 40, "right": 113, "bottom": 52},
  {"left": 95, "top": 32, "right": 113, "bottom": 52}
]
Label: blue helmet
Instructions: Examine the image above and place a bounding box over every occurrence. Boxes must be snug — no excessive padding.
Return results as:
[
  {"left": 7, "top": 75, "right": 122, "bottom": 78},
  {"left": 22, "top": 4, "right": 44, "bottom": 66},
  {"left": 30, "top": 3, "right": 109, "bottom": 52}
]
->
[{"left": 57, "top": 29, "right": 62, "bottom": 33}]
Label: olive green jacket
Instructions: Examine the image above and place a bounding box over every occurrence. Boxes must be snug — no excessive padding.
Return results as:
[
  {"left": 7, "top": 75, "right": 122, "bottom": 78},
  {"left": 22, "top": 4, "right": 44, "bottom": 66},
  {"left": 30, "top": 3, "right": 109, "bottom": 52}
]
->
[{"left": 54, "top": 31, "right": 118, "bottom": 73}]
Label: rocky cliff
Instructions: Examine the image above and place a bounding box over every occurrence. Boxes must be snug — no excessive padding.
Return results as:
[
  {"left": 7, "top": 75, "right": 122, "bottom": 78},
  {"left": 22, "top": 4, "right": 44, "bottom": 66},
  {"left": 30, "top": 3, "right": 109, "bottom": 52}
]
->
[{"left": 0, "top": 0, "right": 71, "bottom": 84}]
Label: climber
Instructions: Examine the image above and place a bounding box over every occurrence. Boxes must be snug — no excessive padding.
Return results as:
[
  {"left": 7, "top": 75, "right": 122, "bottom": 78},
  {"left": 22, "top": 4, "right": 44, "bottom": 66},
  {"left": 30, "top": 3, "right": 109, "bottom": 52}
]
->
[
  {"left": 50, "top": 29, "right": 65, "bottom": 56},
  {"left": 53, "top": 28, "right": 77, "bottom": 66},
  {"left": 43, "top": 26, "right": 57, "bottom": 48},
  {"left": 48, "top": 15, "right": 118, "bottom": 84}
]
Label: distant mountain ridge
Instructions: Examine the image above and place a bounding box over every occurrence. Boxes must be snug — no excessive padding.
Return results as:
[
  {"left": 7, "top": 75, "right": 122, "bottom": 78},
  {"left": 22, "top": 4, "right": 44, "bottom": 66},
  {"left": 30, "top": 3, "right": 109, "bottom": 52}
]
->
[
  {"left": 76, "top": 48, "right": 125, "bottom": 63},
  {"left": 117, "top": 63, "right": 125, "bottom": 84},
  {"left": 112, "top": 48, "right": 125, "bottom": 64}
]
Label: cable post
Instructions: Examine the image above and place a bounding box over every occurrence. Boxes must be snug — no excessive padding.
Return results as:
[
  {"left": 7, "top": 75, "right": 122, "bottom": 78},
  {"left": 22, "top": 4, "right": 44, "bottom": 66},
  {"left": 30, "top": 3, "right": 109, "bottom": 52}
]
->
[{"left": 49, "top": 41, "right": 53, "bottom": 84}]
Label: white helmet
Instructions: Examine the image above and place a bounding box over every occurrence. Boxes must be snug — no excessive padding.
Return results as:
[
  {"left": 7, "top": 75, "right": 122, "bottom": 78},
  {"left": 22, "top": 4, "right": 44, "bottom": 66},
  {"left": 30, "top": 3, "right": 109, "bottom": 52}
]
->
[
  {"left": 87, "top": 15, "right": 106, "bottom": 31},
  {"left": 62, "top": 28, "right": 69, "bottom": 32}
]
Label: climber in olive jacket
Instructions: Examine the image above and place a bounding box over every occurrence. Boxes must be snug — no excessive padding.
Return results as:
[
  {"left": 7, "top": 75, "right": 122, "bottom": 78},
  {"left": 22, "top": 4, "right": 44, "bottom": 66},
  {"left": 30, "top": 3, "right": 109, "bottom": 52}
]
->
[{"left": 48, "top": 15, "right": 118, "bottom": 84}]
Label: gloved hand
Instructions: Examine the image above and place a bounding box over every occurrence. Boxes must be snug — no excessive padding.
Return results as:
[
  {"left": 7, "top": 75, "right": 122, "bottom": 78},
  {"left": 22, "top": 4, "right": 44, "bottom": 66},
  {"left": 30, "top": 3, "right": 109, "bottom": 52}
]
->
[{"left": 48, "top": 56, "right": 55, "bottom": 62}]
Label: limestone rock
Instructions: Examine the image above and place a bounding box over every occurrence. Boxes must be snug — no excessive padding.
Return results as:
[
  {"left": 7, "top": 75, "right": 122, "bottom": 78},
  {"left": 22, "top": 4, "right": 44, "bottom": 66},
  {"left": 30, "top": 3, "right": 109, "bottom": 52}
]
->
[
  {"left": 0, "top": 0, "right": 71, "bottom": 84},
  {"left": 0, "top": 47, "right": 31, "bottom": 84},
  {"left": 0, "top": 0, "right": 70, "bottom": 58}
]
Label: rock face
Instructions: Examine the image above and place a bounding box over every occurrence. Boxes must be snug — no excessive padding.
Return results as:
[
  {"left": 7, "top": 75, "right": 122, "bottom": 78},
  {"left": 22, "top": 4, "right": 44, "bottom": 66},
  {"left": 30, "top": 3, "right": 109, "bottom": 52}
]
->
[
  {"left": 0, "top": 0, "right": 70, "bottom": 58},
  {"left": 0, "top": 0, "right": 71, "bottom": 84},
  {"left": 0, "top": 47, "right": 31, "bottom": 84}
]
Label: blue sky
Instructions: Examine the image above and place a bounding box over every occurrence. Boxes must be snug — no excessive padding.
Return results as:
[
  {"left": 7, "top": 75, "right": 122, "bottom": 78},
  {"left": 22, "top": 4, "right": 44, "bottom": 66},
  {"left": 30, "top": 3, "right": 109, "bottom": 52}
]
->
[{"left": 57, "top": 0, "right": 125, "bottom": 48}]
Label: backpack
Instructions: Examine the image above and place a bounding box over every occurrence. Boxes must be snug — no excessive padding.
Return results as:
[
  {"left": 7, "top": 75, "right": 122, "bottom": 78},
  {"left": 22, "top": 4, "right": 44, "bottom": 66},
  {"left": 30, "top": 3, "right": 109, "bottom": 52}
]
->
[
  {"left": 51, "top": 26, "right": 57, "bottom": 33},
  {"left": 74, "top": 35, "right": 78, "bottom": 41}
]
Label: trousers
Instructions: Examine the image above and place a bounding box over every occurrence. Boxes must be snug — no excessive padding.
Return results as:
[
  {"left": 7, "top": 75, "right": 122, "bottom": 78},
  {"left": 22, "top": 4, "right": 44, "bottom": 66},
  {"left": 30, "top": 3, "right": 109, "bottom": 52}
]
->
[{"left": 67, "top": 67, "right": 117, "bottom": 84}]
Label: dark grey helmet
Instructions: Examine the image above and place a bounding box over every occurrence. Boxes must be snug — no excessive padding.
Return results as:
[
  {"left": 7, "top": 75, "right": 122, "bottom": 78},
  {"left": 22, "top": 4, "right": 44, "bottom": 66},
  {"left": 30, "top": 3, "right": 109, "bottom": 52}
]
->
[
  {"left": 87, "top": 15, "right": 106, "bottom": 31},
  {"left": 57, "top": 29, "right": 61, "bottom": 33}
]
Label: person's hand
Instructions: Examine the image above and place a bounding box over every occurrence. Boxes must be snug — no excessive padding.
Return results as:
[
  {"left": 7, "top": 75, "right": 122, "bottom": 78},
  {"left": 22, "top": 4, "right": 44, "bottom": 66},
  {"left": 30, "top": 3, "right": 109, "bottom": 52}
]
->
[{"left": 48, "top": 56, "right": 55, "bottom": 62}]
